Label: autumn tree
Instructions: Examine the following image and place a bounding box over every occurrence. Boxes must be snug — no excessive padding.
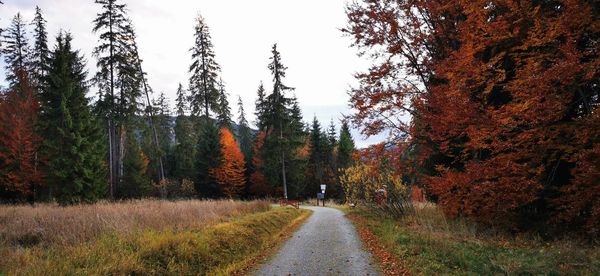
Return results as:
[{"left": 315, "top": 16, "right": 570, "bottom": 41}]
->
[
  {"left": 345, "top": 0, "right": 600, "bottom": 233},
  {"left": 2, "top": 13, "right": 30, "bottom": 86},
  {"left": 0, "top": 72, "right": 43, "bottom": 202},
  {"left": 39, "top": 33, "right": 107, "bottom": 204},
  {"left": 211, "top": 128, "right": 246, "bottom": 198}
]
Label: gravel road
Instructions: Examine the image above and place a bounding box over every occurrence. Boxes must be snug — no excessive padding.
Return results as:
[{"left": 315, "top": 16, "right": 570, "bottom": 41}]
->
[{"left": 254, "top": 206, "right": 380, "bottom": 276}]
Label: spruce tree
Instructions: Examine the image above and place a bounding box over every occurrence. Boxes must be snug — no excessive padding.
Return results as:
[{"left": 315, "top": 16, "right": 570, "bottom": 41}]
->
[
  {"left": 237, "top": 96, "right": 253, "bottom": 166},
  {"left": 195, "top": 121, "right": 221, "bottom": 197},
  {"left": 2, "top": 13, "right": 30, "bottom": 86},
  {"left": 119, "top": 131, "right": 150, "bottom": 198},
  {"left": 40, "top": 33, "right": 106, "bottom": 204},
  {"left": 93, "top": 0, "right": 142, "bottom": 198},
  {"left": 173, "top": 84, "right": 196, "bottom": 181},
  {"left": 254, "top": 82, "right": 267, "bottom": 129},
  {"left": 337, "top": 120, "right": 355, "bottom": 169},
  {"left": 30, "top": 6, "right": 49, "bottom": 90},
  {"left": 188, "top": 14, "right": 220, "bottom": 118},
  {"left": 215, "top": 78, "right": 231, "bottom": 129}
]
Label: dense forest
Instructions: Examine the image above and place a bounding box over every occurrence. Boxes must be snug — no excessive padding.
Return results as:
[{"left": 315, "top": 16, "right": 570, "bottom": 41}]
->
[{"left": 0, "top": 1, "right": 356, "bottom": 204}]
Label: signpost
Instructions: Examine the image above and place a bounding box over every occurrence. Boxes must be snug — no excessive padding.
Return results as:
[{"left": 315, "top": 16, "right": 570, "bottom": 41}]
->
[{"left": 317, "top": 184, "right": 326, "bottom": 207}]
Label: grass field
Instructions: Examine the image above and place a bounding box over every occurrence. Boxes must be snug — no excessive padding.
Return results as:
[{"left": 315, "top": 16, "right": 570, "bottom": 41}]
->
[
  {"left": 348, "top": 203, "right": 600, "bottom": 275},
  {"left": 0, "top": 199, "right": 310, "bottom": 275}
]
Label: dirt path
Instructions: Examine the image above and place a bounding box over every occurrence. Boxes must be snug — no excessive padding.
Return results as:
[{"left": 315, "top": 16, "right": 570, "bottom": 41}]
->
[{"left": 254, "top": 206, "right": 380, "bottom": 276}]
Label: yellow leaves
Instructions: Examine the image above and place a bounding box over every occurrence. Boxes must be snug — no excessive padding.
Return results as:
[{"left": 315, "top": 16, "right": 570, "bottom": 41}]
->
[{"left": 340, "top": 163, "right": 407, "bottom": 204}]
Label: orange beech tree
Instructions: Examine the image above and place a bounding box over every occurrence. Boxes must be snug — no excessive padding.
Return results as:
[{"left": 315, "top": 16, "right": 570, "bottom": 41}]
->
[
  {"left": 0, "top": 72, "right": 43, "bottom": 202},
  {"left": 211, "top": 128, "right": 246, "bottom": 198},
  {"left": 346, "top": 0, "right": 600, "bottom": 233}
]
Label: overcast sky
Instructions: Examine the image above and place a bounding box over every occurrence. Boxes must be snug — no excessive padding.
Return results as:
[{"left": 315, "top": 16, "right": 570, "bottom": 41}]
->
[{"left": 0, "top": 0, "right": 388, "bottom": 147}]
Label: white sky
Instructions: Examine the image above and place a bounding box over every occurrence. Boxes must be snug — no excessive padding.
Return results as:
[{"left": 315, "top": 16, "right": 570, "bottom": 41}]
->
[{"left": 0, "top": 0, "right": 388, "bottom": 147}]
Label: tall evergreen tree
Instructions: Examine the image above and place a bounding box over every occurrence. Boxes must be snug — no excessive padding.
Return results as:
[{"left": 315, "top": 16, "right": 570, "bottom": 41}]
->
[
  {"left": 2, "top": 13, "right": 30, "bottom": 86},
  {"left": 195, "top": 121, "right": 221, "bottom": 197},
  {"left": 30, "top": 6, "right": 49, "bottom": 90},
  {"left": 93, "top": 0, "right": 142, "bottom": 198},
  {"left": 39, "top": 33, "right": 106, "bottom": 204},
  {"left": 337, "top": 120, "right": 355, "bottom": 169},
  {"left": 173, "top": 84, "right": 196, "bottom": 181},
  {"left": 254, "top": 82, "right": 267, "bottom": 129},
  {"left": 188, "top": 14, "right": 220, "bottom": 118},
  {"left": 215, "top": 78, "right": 231, "bottom": 129},
  {"left": 237, "top": 95, "right": 253, "bottom": 166}
]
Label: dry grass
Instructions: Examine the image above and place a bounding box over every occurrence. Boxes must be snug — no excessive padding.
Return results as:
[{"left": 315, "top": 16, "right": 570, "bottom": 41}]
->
[
  {"left": 0, "top": 199, "right": 270, "bottom": 247},
  {"left": 349, "top": 202, "right": 600, "bottom": 275}
]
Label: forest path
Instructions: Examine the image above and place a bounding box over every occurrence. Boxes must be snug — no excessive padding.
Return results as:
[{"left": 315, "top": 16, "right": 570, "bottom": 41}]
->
[{"left": 253, "top": 206, "right": 380, "bottom": 276}]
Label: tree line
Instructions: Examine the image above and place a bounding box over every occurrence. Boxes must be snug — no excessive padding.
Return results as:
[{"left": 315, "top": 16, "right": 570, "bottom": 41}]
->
[
  {"left": 0, "top": 0, "right": 356, "bottom": 204},
  {"left": 344, "top": 0, "right": 599, "bottom": 236}
]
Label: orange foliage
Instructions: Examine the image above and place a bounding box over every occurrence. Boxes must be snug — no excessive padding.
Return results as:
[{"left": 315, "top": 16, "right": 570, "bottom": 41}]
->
[
  {"left": 346, "top": 1, "right": 600, "bottom": 233},
  {"left": 0, "top": 72, "right": 43, "bottom": 199},
  {"left": 210, "top": 128, "right": 246, "bottom": 198}
]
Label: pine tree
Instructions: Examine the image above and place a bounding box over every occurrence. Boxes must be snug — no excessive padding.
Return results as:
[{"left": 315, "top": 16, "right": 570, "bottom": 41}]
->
[
  {"left": 2, "top": 13, "right": 30, "bottom": 86},
  {"left": 188, "top": 14, "right": 220, "bottom": 118},
  {"left": 30, "top": 6, "right": 49, "bottom": 90},
  {"left": 40, "top": 33, "right": 106, "bottom": 204},
  {"left": 337, "top": 120, "right": 355, "bottom": 169},
  {"left": 173, "top": 84, "right": 196, "bottom": 181},
  {"left": 211, "top": 128, "right": 246, "bottom": 198},
  {"left": 215, "top": 78, "right": 231, "bottom": 129}
]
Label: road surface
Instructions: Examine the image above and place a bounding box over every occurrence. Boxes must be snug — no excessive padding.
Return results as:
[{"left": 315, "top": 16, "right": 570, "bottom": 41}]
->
[{"left": 254, "top": 206, "right": 380, "bottom": 276}]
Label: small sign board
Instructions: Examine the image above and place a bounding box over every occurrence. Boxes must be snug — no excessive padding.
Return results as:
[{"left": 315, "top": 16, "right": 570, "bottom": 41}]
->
[
  {"left": 320, "top": 184, "right": 326, "bottom": 193},
  {"left": 317, "top": 193, "right": 325, "bottom": 200}
]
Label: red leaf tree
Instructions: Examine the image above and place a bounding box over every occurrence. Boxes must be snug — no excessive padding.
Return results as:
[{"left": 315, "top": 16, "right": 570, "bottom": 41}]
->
[
  {"left": 210, "top": 128, "right": 246, "bottom": 198},
  {"left": 346, "top": 0, "right": 600, "bottom": 232},
  {"left": 0, "top": 72, "right": 43, "bottom": 201}
]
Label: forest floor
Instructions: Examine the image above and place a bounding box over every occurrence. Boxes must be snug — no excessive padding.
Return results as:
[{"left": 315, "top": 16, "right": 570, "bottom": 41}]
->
[
  {"left": 0, "top": 200, "right": 310, "bottom": 275},
  {"left": 254, "top": 206, "right": 380, "bottom": 275},
  {"left": 345, "top": 203, "right": 600, "bottom": 275}
]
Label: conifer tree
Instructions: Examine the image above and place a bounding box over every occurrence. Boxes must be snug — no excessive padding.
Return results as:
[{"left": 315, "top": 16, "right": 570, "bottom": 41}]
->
[
  {"left": 93, "top": 0, "right": 142, "bottom": 198},
  {"left": 173, "top": 84, "right": 196, "bottom": 181},
  {"left": 30, "top": 6, "right": 49, "bottom": 90},
  {"left": 337, "top": 120, "right": 355, "bottom": 169},
  {"left": 188, "top": 14, "right": 220, "bottom": 118},
  {"left": 2, "top": 13, "right": 30, "bottom": 86},
  {"left": 237, "top": 96, "right": 253, "bottom": 167},
  {"left": 40, "top": 33, "right": 106, "bottom": 204},
  {"left": 119, "top": 131, "right": 150, "bottom": 198},
  {"left": 195, "top": 121, "right": 221, "bottom": 197},
  {"left": 215, "top": 78, "right": 231, "bottom": 129},
  {"left": 254, "top": 82, "right": 267, "bottom": 129}
]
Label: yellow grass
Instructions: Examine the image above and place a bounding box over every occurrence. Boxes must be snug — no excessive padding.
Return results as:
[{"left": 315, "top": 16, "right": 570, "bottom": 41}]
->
[
  {"left": 0, "top": 199, "right": 270, "bottom": 247},
  {"left": 1, "top": 206, "right": 309, "bottom": 275}
]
